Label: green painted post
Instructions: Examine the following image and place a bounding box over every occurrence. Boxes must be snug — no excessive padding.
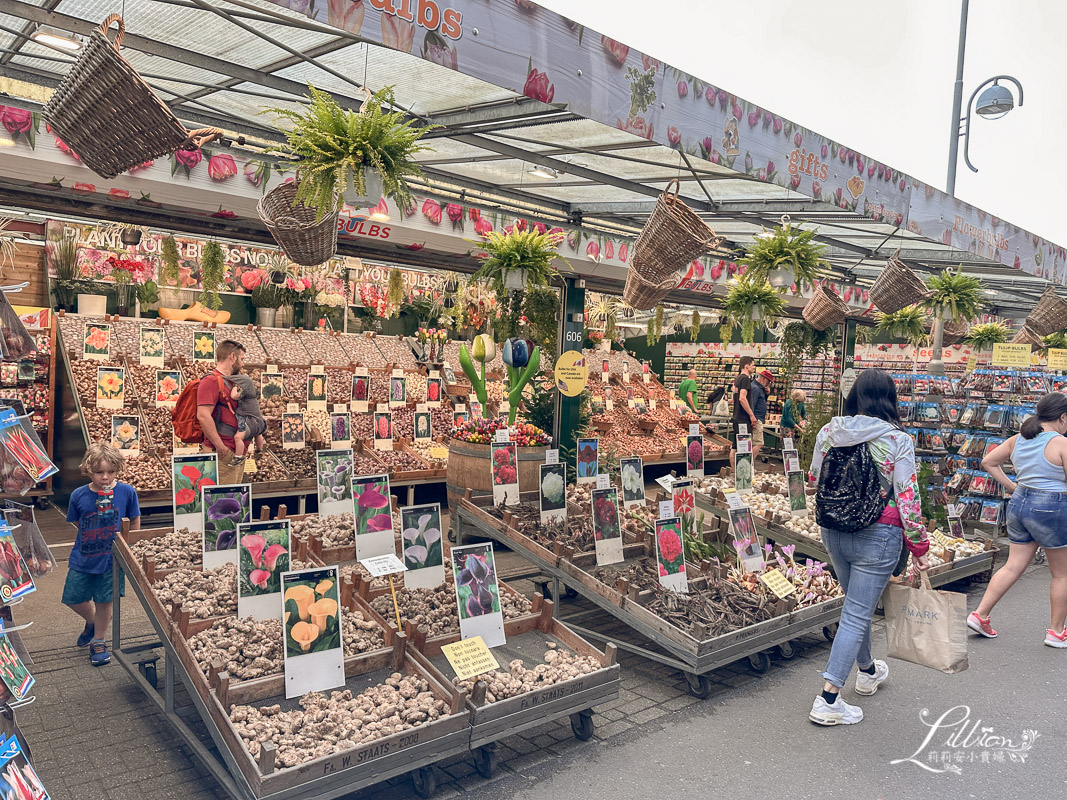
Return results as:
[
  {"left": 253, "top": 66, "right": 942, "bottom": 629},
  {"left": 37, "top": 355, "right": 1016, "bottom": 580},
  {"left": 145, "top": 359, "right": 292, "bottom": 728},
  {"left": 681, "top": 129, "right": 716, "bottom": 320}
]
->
[
  {"left": 554, "top": 277, "right": 585, "bottom": 457},
  {"left": 838, "top": 319, "right": 858, "bottom": 414}
]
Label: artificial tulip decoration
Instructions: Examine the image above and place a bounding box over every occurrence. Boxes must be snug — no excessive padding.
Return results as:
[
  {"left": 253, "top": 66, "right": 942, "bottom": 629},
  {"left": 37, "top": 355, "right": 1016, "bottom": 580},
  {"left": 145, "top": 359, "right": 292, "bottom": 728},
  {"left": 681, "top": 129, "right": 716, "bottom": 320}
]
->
[
  {"left": 501, "top": 337, "right": 541, "bottom": 425},
  {"left": 458, "top": 333, "right": 496, "bottom": 406}
]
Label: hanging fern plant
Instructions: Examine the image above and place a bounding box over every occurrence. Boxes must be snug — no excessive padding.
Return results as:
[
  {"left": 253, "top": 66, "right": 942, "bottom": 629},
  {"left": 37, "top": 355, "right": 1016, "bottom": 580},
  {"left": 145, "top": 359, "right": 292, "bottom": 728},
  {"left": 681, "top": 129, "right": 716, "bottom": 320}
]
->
[
  {"left": 738, "top": 223, "right": 827, "bottom": 289},
  {"left": 923, "top": 268, "right": 983, "bottom": 322},
  {"left": 720, "top": 275, "right": 786, "bottom": 344},
  {"left": 605, "top": 313, "right": 616, "bottom": 341},
  {"left": 387, "top": 267, "right": 405, "bottom": 318},
  {"left": 654, "top": 305, "right": 664, "bottom": 343},
  {"left": 875, "top": 305, "right": 929, "bottom": 345},
  {"left": 965, "top": 321, "right": 1009, "bottom": 351},
  {"left": 690, "top": 309, "right": 701, "bottom": 342},
  {"left": 646, "top": 317, "right": 655, "bottom": 347},
  {"left": 200, "top": 242, "right": 226, "bottom": 310},
  {"left": 160, "top": 235, "right": 181, "bottom": 288}
]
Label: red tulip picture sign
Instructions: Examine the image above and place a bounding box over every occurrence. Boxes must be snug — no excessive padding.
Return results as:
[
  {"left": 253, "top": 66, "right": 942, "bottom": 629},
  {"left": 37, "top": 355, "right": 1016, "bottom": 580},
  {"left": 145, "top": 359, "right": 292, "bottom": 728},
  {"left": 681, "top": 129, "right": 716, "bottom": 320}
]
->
[
  {"left": 373, "top": 410, "right": 393, "bottom": 451},
  {"left": 236, "top": 519, "right": 291, "bottom": 620},
  {"left": 426, "top": 377, "right": 443, "bottom": 408},
  {"left": 171, "top": 453, "right": 218, "bottom": 533},
  {"left": 491, "top": 442, "right": 519, "bottom": 506}
]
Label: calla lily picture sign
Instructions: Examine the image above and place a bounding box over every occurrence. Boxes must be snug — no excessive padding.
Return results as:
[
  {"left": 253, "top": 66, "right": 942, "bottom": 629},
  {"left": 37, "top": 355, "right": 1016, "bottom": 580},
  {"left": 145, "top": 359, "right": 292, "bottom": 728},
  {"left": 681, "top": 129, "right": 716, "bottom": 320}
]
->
[
  {"left": 401, "top": 503, "right": 445, "bottom": 590},
  {"left": 352, "top": 474, "right": 395, "bottom": 561},
  {"left": 451, "top": 542, "right": 506, "bottom": 647},
  {"left": 202, "top": 484, "right": 252, "bottom": 569},
  {"left": 236, "top": 519, "right": 291, "bottom": 620}
]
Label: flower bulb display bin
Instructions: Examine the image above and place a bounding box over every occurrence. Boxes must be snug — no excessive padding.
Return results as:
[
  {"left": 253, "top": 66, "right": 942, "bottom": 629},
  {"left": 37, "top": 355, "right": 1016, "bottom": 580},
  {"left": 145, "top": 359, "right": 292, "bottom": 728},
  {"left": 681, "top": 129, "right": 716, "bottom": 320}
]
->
[
  {"left": 454, "top": 493, "right": 845, "bottom": 698},
  {"left": 112, "top": 520, "right": 474, "bottom": 800},
  {"left": 445, "top": 440, "right": 548, "bottom": 512}
]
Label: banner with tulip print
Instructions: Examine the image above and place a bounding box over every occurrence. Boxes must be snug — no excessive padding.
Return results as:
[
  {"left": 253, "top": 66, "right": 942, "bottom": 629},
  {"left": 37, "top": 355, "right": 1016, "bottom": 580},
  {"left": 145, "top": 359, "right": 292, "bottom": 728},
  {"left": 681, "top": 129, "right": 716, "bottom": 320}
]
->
[
  {"left": 401, "top": 503, "right": 445, "bottom": 590},
  {"left": 591, "top": 486, "right": 624, "bottom": 566},
  {"left": 201, "top": 484, "right": 252, "bottom": 569},
  {"left": 110, "top": 414, "right": 141, "bottom": 456},
  {"left": 192, "top": 330, "right": 215, "bottom": 362},
  {"left": 655, "top": 517, "right": 688, "bottom": 594},
  {"left": 451, "top": 542, "right": 506, "bottom": 647},
  {"left": 139, "top": 326, "right": 164, "bottom": 368},
  {"left": 281, "top": 566, "right": 344, "bottom": 699},
  {"left": 620, "top": 457, "right": 644, "bottom": 509},
  {"left": 491, "top": 442, "right": 519, "bottom": 506},
  {"left": 353, "top": 474, "right": 395, "bottom": 560},
  {"left": 316, "top": 449, "right": 354, "bottom": 518},
  {"left": 172, "top": 454, "right": 218, "bottom": 534},
  {"left": 539, "top": 463, "right": 567, "bottom": 524},
  {"left": 82, "top": 322, "right": 110, "bottom": 361},
  {"left": 236, "top": 519, "right": 291, "bottom": 620}
]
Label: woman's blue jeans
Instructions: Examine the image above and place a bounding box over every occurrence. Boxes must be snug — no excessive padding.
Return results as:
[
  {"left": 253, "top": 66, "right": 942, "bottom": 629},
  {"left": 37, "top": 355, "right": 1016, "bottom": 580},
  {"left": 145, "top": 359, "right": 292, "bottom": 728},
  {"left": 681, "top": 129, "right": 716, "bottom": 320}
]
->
[{"left": 820, "top": 522, "right": 903, "bottom": 689}]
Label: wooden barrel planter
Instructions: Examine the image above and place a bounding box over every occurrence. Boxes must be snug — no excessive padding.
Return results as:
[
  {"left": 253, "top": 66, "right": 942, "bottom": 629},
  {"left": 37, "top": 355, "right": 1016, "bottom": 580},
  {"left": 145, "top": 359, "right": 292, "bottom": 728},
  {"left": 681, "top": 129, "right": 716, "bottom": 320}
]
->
[{"left": 446, "top": 440, "right": 549, "bottom": 511}]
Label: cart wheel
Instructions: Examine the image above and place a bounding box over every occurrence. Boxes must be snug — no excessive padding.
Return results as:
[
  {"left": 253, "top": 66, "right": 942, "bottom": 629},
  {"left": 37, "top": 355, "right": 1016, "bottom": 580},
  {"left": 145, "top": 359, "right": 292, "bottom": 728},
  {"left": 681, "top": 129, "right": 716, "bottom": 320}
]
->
[
  {"left": 473, "top": 745, "right": 497, "bottom": 778},
  {"left": 747, "top": 651, "right": 772, "bottom": 674},
  {"left": 684, "top": 672, "right": 710, "bottom": 698},
  {"left": 144, "top": 662, "right": 158, "bottom": 687},
  {"left": 776, "top": 641, "right": 797, "bottom": 660},
  {"left": 564, "top": 586, "right": 579, "bottom": 599},
  {"left": 447, "top": 528, "right": 457, "bottom": 543},
  {"left": 411, "top": 767, "right": 437, "bottom": 798},
  {"left": 823, "top": 623, "right": 838, "bottom": 642},
  {"left": 570, "top": 710, "right": 595, "bottom": 741}
]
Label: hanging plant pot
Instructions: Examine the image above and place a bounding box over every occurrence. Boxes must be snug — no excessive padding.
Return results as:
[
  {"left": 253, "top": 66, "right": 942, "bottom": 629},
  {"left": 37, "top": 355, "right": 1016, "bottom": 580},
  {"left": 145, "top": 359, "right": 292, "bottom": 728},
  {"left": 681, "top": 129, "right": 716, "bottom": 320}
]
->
[
  {"left": 120, "top": 228, "right": 142, "bottom": 247},
  {"left": 503, "top": 268, "right": 529, "bottom": 292},
  {"left": 766, "top": 268, "right": 793, "bottom": 288},
  {"left": 269, "top": 270, "right": 287, "bottom": 285},
  {"left": 750, "top": 307, "right": 763, "bottom": 322},
  {"left": 444, "top": 278, "right": 458, "bottom": 294},
  {"left": 341, "top": 166, "right": 383, "bottom": 209}
]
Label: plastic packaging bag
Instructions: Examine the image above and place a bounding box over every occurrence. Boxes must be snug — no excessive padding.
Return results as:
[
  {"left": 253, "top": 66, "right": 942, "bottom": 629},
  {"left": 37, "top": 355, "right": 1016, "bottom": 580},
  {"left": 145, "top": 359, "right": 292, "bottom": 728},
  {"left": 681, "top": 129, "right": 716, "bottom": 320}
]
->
[
  {"left": 0, "top": 411, "right": 56, "bottom": 485},
  {"left": 0, "top": 294, "right": 35, "bottom": 362},
  {"left": 2, "top": 503, "right": 54, "bottom": 578}
]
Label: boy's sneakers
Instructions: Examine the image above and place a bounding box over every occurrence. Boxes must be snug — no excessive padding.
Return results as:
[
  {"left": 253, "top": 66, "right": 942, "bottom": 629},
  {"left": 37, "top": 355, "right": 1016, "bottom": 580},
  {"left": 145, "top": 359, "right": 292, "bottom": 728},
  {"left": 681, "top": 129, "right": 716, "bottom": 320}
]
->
[
  {"left": 854, "top": 660, "right": 889, "bottom": 696},
  {"left": 1044, "top": 628, "right": 1067, "bottom": 648},
  {"left": 809, "top": 695, "right": 863, "bottom": 726},
  {"left": 967, "top": 612, "right": 997, "bottom": 638},
  {"left": 76, "top": 621, "right": 95, "bottom": 648},
  {"left": 89, "top": 640, "right": 110, "bottom": 666}
]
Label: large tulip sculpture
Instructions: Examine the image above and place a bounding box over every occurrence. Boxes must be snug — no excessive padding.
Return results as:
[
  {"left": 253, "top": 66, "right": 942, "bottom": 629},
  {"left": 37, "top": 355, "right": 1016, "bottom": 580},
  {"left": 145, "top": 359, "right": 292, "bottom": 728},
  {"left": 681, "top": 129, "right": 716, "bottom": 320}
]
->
[{"left": 459, "top": 334, "right": 540, "bottom": 425}]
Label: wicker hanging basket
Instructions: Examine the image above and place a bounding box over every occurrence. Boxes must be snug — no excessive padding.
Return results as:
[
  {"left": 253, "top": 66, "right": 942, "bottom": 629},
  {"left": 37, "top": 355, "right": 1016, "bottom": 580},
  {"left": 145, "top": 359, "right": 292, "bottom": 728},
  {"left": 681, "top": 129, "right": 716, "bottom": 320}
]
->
[
  {"left": 941, "top": 320, "right": 970, "bottom": 346},
  {"left": 1024, "top": 287, "right": 1067, "bottom": 337},
  {"left": 869, "top": 251, "right": 931, "bottom": 314},
  {"left": 802, "top": 285, "right": 850, "bottom": 330},
  {"left": 1010, "top": 324, "right": 1044, "bottom": 347},
  {"left": 631, "top": 180, "right": 724, "bottom": 284},
  {"left": 622, "top": 266, "right": 677, "bottom": 311},
  {"left": 258, "top": 182, "right": 340, "bottom": 267},
  {"left": 41, "top": 15, "right": 223, "bottom": 179}
]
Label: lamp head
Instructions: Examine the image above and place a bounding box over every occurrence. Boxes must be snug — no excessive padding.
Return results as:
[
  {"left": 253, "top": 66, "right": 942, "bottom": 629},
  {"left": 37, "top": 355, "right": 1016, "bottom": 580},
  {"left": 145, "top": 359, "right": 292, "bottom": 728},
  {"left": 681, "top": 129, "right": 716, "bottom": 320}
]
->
[{"left": 976, "top": 83, "right": 1015, "bottom": 118}]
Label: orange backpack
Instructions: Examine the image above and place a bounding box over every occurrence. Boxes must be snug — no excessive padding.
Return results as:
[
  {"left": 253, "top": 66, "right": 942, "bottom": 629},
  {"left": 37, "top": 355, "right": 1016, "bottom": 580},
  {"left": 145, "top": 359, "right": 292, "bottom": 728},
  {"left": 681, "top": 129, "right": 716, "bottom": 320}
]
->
[{"left": 172, "top": 373, "right": 233, "bottom": 444}]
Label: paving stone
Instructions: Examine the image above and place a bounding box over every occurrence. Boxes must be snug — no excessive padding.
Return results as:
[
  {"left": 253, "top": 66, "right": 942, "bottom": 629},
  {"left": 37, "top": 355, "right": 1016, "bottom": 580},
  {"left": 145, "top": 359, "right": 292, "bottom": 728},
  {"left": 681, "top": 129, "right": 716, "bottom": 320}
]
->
[{"left": 593, "top": 720, "right": 634, "bottom": 739}]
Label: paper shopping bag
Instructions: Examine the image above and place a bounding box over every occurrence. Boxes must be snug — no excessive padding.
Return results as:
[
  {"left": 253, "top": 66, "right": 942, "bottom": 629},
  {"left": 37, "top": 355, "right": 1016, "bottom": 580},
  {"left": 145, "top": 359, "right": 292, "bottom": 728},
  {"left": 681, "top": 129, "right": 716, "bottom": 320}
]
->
[{"left": 884, "top": 572, "right": 968, "bottom": 674}]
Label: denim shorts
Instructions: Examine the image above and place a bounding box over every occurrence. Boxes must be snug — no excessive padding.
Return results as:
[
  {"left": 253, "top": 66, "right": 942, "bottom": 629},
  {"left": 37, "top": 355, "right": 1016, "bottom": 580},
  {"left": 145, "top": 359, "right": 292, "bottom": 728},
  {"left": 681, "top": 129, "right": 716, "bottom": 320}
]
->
[
  {"left": 1006, "top": 486, "right": 1067, "bottom": 549},
  {"left": 62, "top": 566, "right": 125, "bottom": 605}
]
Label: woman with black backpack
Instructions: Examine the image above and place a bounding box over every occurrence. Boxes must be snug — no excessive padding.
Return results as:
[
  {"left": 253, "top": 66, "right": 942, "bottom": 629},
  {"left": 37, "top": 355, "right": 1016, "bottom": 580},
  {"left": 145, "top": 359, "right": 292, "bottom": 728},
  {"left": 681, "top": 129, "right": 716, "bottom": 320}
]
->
[{"left": 807, "top": 369, "right": 929, "bottom": 726}]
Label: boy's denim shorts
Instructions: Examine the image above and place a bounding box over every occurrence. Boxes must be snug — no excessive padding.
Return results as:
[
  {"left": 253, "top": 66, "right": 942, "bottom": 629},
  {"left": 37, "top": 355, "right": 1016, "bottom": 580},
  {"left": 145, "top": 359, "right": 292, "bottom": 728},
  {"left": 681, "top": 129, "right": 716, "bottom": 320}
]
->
[
  {"left": 1006, "top": 486, "right": 1067, "bottom": 549},
  {"left": 62, "top": 566, "right": 125, "bottom": 605}
]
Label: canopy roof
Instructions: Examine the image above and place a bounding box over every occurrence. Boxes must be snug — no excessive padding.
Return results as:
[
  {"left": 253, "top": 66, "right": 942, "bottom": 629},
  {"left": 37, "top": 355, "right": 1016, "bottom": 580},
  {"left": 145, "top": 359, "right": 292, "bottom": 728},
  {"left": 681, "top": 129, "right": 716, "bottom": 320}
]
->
[{"left": 0, "top": 0, "right": 1059, "bottom": 318}]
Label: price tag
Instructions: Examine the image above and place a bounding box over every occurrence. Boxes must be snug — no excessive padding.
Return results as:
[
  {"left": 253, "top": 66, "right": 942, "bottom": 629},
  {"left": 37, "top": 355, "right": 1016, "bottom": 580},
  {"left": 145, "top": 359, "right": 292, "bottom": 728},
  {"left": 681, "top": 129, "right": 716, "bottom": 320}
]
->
[
  {"left": 689, "top": 424, "right": 701, "bottom": 436},
  {"left": 759, "top": 568, "right": 796, "bottom": 599},
  {"left": 643, "top": 373, "right": 650, "bottom": 384},
  {"left": 441, "top": 636, "right": 500, "bottom": 681},
  {"left": 430, "top": 446, "right": 449, "bottom": 459},
  {"left": 333, "top": 403, "right": 348, "bottom": 413},
  {"left": 783, "top": 437, "right": 794, "bottom": 451},
  {"left": 545, "top": 449, "right": 559, "bottom": 465},
  {"left": 495, "top": 428, "right": 510, "bottom": 443},
  {"left": 786, "top": 456, "right": 801, "bottom": 473},
  {"left": 596, "top": 473, "right": 610, "bottom": 489},
  {"left": 310, "top": 364, "right": 325, "bottom": 375},
  {"left": 737, "top": 423, "right": 749, "bottom": 436},
  {"left": 654, "top": 475, "right": 676, "bottom": 492},
  {"left": 649, "top": 397, "right": 657, "bottom": 411},
  {"left": 966, "top": 353, "right": 979, "bottom": 372},
  {"left": 355, "top": 366, "right": 369, "bottom": 376},
  {"left": 286, "top": 402, "right": 299, "bottom": 413},
  {"left": 392, "top": 367, "right": 404, "bottom": 378},
  {"left": 267, "top": 364, "right": 278, "bottom": 373},
  {"left": 737, "top": 435, "right": 752, "bottom": 455},
  {"left": 658, "top": 500, "right": 674, "bottom": 520},
  {"left": 417, "top": 403, "right": 429, "bottom": 413},
  {"left": 723, "top": 490, "right": 746, "bottom": 510},
  {"left": 455, "top": 404, "right": 466, "bottom": 414},
  {"left": 376, "top": 403, "right": 390, "bottom": 413},
  {"left": 359, "top": 554, "right": 407, "bottom": 577},
  {"left": 429, "top": 370, "right": 441, "bottom": 378},
  {"left": 606, "top": 397, "right": 614, "bottom": 411}
]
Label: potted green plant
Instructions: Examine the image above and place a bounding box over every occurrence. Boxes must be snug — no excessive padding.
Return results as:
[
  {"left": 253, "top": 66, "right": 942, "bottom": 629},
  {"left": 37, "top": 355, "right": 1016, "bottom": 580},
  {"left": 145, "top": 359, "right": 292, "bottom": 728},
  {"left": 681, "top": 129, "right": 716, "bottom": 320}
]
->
[
  {"left": 739, "top": 223, "right": 827, "bottom": 289},
  {"left": 137, "top": 280, "right": 160, "bottom": 318},
  {"left": 472, "top": 228, "right": 565, "bottom": 295},
  {"left": 158, "top": 235, "right": 190, "bottom": 310},
  {"left": 270, "top": 85, "right": 434, "bottom": 217},
  {"left": 875, "top": 305, "right": 930, "bottom": 345},
  {"left": 965, "top": 321, "right": 1009, "bottom": 353},
  {"left": 251, "top": 281, "right": 283, "bottom": 327},
  {"left": 720, "top": 275, "right": 786, "bottom": 344},
  {"left": 923, "top": 269, "right": 982, "bottom": 322},
  {"left": 46, "top": 232, "right": 79, "bottom": 312}
]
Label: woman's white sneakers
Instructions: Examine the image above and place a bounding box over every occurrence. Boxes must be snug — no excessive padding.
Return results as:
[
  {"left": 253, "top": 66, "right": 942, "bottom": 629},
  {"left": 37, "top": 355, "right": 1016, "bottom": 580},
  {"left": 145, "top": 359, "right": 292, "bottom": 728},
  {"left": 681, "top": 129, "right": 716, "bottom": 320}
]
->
[
  {"left": 809, "top": 695, "right": 863, "bottom": 726},
  {"left": 854, "top": 660, "right": 890, "bottom": 696},
  {"left": 1044, "top": 628, "right": 1067, "bottom": 648}
]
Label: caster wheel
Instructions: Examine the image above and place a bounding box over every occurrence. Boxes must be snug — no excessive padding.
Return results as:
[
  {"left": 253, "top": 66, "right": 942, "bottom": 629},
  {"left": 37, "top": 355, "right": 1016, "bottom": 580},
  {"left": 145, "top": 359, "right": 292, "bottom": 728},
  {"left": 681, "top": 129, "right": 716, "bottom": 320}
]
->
[
  {"left": 411, "top": 766, "right": 437, "bottom": 798},
  {"left": 447, "top": 528, "right": 457, "bottom": 543},
  {"left": 564, "top": 586, "right": 578, "bottom": 600},
  {"left": 144, "top": 663, "right": 158, "bottom": 687},
  {"left": 684, "top": 673, "right": 710, "bottom": 698},
  {"left": 747, "top": 651, "right": 772, "bottom": 674},
  {"left": 776, "top": 641, "right": 797, "bottom": 660},
  {"left": 823, "top": 623, "right": 838, "bottom": 642},
  {"left": 473, "top": 745, "right": 497, "bottom": 778},
  {"left": 570, "top": 711, "right": 594, "bottom": 741}
]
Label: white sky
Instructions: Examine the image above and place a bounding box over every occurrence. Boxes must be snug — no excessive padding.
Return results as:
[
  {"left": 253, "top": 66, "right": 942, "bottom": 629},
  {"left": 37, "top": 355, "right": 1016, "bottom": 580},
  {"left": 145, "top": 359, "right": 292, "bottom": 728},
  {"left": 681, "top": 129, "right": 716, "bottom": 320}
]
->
[{"left": 536, "top": 0, "right": 1062, "bottom": 245}]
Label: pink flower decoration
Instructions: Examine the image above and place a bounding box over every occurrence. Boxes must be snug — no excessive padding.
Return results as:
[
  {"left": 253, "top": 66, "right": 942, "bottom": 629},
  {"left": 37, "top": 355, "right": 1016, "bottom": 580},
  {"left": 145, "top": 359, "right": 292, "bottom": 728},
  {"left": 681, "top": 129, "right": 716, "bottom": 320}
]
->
[
  {"left": 601, "top": 36, "right": 629, "bottom": 64},
  {"left": 421, "top": 199, "right": 442, "bottom": 224},
  {"left": 523, "top": 68, "right": 555, "bottom": 103},
  {"left": 175, "top": 148, "right": 202, "bottom": 171},
  {"left": 586, "top": 241, "right": 600, "bottom": 260},
  {"left": 249, "top": 569, "right": 270, "bottom": 589},
  {"left": 207, "top": 153, "right": 237, "bottom": 181},
  {"left": 263, "top": 545, "right": 287, "bottom": 572}
]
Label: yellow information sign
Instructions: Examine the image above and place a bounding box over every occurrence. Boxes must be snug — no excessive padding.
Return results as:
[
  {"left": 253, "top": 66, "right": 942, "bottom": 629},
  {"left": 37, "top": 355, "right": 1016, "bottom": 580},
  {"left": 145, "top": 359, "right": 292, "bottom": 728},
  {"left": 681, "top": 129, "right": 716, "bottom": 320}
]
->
[
  {"left": 1048, "top": 348, "right": 1067, "bottom": 371},
  {"left": 758, "top": 568, "right": 796, "bottom": 599},
  {"left": 965, "top": 353, "right": 978, "bottom": 372},
  {"left": 441, "top": 636, "right": 500, "bottom": 680},
  {"left": 429, "top": 446, "right": 449, "bottom": 460},
  {"left": 991, "top": 342, "right": 1032, "bottom": 368},
  {"left": 554, "top": 350, "right": 589, "bottom": 397}
]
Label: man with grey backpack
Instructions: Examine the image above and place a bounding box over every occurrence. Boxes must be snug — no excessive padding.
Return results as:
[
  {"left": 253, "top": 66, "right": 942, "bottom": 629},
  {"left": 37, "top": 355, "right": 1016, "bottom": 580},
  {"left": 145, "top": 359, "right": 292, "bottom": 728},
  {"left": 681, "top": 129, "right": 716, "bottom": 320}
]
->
[{"left": 806, "top": 369, "right": 929, "bottom": 726}]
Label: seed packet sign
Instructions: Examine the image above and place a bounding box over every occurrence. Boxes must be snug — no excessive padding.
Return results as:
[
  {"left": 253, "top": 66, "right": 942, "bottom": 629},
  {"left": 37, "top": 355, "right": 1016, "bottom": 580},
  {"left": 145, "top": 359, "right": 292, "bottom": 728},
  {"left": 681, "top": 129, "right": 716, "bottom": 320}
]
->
[
  {"left": 389, "top": 373, "right": 407, "bottom": 408},
  {"left": 401, "top": 504, "right": 445, "bottom": 590},
  {"left": 948, "top": 515, "right": 965, "bottom": 539},
  {"left": 655, "top": 517, "right": 688, "bottom": 593},
  {"left": 787, "top": 471, "right": 808, "bottom": 516},
  {"left": 576, "top": 437, "right": 598, "bottom": 484},
  {"left": 352, "top": 370, "right": 370, "bottom": 413},
  {"left": 427, "top": 376, "right": 443, "bottom": 407},
  {"left": 619, "top": 457, "right": 644, "bottom": 508},
  {"left": 491, "top": 442, "right": 519, "bottom": 505},
  {"left": 282, "top": 566, "right": 344, "bottom": 699},
  {"left": 110, "top": 414, "right": 141, "bottom": 455},
  {"left": 672, "top": 478, "right": 695, "bottom": 542},
  {"left": 0, "top": 619, "right": 33, "bottom": 701},
  {"left": 192, "top": 330, "right": 215, "bottom": 362},
  {"left": 96, "top": 365, "right": 124, "bottom": 409},
  {"left": 782, "top": 448, "right": 800, "bottom": 475},
  {"left": 201, "top": 484, "right": 251, "bottom": 569},
  {"left": 0, "top": 525, "right": 34, "bottom": 604},
  {"left": 451, "top": 542, "right": 506, "bottom": 647},
  {"left": 316, "top": 449, "right": 353, "bottom": 517},
  {"left": 261, "top": 372, "right": 284, "bottom": 403},
  {"left": 353, "top": 474, "right": 395, "bottom": 559},
  {"left": 735, "top": 435, "right": 753, "bottom": 495},
  {"left": 156, "top": 369, "right": 181, "bottom": 408},
  {"left": 306, "top": 374, "right": 327, "bottom": 412},
  {"left": 237, "top": 520, "right": 291, "bottom": 620},
  {"left": 0, "top": 732, "right": 49, "bottom": 800},
  {"left": 470, "top": 400, "right": 483, "bottom": 420},
  {"left": 539, "top": 463, "right": 567, "bottom": 524},
  {"left": 330, "top": 412, "right": 352, "bottom": 449},
  {"left": 0, "top": 412, "right": 56, "bottom": 483},
  {"left": 139, "top": 326, "right": 164, "bottom": 367},
  {"left": 172, "top": 453, "right": 218, "bottom": 533},
  {"left": 686, "top": 434, "right": 704, "bottom": 478},
  {"left": 83, "top": 322, "right": 110, "bottom": 360},
  {"left": 414, "top": 411, "right": 432, "bottom": 442},
  {"left": 728, "top": 505, "right": 765, "bottom": 572},
  {"left": 591, "top": 487, "right": 623, "bottom": 565},
  {"left": 373, "top": 410, "right": 393, "bottom": 450},
  {"left": 282, "top": 413, "right": 305, "bottom": 449}
]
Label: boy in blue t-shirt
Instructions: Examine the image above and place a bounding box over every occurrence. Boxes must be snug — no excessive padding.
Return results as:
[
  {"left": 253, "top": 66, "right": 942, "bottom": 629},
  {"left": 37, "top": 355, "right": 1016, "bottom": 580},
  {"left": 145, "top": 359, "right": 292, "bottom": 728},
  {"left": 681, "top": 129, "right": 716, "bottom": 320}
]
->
[{"left": 63, "top": 443, "right": 140, "bottom": 666}]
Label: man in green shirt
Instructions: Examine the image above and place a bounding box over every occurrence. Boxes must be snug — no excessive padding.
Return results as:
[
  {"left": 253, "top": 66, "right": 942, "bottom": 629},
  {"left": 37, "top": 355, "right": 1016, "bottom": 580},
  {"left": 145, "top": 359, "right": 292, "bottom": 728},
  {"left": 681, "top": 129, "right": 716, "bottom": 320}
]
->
[{"left": 678, "top": 369, "right": 700, "bottom": 414}]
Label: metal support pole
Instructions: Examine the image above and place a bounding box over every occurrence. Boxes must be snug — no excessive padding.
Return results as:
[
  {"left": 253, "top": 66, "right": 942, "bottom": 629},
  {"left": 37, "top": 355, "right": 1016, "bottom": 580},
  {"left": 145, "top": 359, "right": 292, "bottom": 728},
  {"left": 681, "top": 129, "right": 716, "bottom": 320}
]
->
[
  {"left": 837, "top": 320, "right": 857, "bottom": 415},
  {"left": 929, "top": 319, "right": 947, "bottom": 376},
  {"left": 554, "top": 277, "right": 586, "bottom": 459},
  {"left": 946, "top": 0, "right": 970, "bottom": 195}
]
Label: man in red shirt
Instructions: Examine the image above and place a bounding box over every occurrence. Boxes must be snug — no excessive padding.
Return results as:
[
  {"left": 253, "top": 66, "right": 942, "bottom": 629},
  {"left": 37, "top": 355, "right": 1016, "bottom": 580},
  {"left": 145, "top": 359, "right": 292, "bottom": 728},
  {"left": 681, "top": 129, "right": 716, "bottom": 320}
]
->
[{"left": 197, "top": 339, "right": 246, "bottom": 486}]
